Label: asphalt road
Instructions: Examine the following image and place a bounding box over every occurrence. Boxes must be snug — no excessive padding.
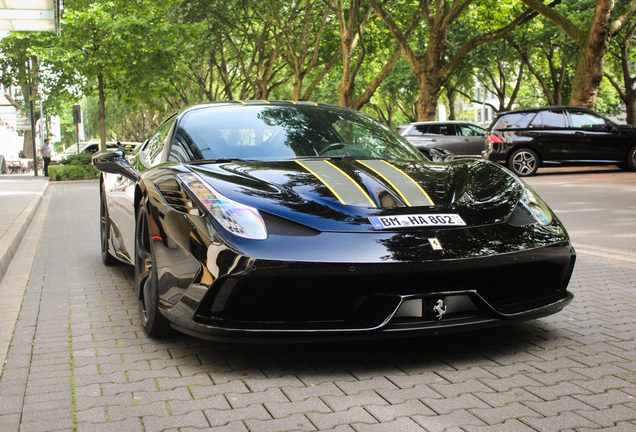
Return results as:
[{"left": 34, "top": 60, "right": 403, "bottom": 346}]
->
[{"left": 526, "top": 166, "right": 636, "bottom": 254}]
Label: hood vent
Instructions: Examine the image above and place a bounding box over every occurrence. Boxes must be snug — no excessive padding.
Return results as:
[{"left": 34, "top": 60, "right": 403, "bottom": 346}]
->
[{"left": 261, "top": 212, "right": 320, "bottom": 236}]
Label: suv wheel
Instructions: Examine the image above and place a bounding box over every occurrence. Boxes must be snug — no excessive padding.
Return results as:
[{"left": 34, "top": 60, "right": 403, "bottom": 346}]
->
[
  {"left": 508, "top": 148, "right": 539, "bottom": 176},
  {"left": 625, "top": 145, "right": 636, "bottom": 171}
]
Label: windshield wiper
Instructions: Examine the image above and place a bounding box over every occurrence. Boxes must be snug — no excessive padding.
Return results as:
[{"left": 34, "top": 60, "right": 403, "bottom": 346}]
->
[{"left": 187, "top": 158, "right": 249, "bottom": 165}]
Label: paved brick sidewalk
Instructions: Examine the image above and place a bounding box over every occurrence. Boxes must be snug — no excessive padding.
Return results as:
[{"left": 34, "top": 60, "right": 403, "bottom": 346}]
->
[{"left": 1, "top": 182, "right": 635, "bottom": 432}]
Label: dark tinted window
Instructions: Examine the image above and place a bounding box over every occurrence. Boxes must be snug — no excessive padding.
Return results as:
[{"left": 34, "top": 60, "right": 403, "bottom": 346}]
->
[
  {"left": 143, "top": 116, "right": 176, "bottom": 166},
  {"left": 170, "top": 105, "right": 423, "bottom": 162},
  {"left": 569, "top": 111, "right": 607, "bottom": 128},
  {"left": 426, "top": 124, "right": 456, "bottom": 136},
  {"left": 459, "top": 124, "right": 486, "bottom": 136},
  {"left": 530, "top": 110, "right": 566, "bottom": 128},
  {"left": 492, "top": 112, "right": 536, "bottom": 129},
  {"left": 409, "top": 125, "right": 428, "bottom": 135}
]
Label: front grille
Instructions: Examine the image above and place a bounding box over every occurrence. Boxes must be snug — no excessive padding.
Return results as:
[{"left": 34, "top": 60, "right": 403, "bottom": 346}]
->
[
  {"left": 475, "top": 261, "right": 564, "bottom": 313},
  {"left": 206, "top": 259, "right": 570, "bottom": 326},
  {"left": 219, "top": 278, "right": 400, "bottom": 327}
]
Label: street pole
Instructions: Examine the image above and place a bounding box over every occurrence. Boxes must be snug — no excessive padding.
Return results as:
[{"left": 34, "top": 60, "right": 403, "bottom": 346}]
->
[
  {"left": 72, "top": 104, "right": 82, "bottom": 154},
  {"left": 39, "top": 89, "right": 44, "bottom": 148},
  {"left": 27, "top": 58, "right": 38, "bottom": 177}
]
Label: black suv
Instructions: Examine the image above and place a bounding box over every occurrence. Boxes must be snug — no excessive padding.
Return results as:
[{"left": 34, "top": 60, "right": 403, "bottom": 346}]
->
[{"left": 482, "top": 106, "right": 636, "bottom": 176}]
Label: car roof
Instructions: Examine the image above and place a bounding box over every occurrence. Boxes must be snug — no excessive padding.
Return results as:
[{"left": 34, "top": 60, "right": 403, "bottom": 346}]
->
[
  {"left": 410, "top": 121, "right": 479, "bottom": 125},
  {"left": 399, "top": 121, "right": 485, "bottom": 127},
  {"left": 179, "top": 100, "right": 332, "bottom": 116},
  {"left": 495, "top": 106, "right": 597, "bottom": 116}
]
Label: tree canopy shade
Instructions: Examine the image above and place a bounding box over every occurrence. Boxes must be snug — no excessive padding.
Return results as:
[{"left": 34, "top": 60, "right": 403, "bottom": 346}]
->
[
  {"left": 520, "top": 0, "right": 636, "bottom": 109},
  {"left": 0, "top": 33, "right": 50, "bottom": 158},
  {"left": 44, "top": 0, "right": 179, "bottom": 151},
  {"left": 3, "top": 0, "right": 636, "bottom": 151},
  {"left": 605, "top": 19, "right": 636, "bottom": 124},
  {"left": 369, "top": 0, "right": 543, "bottom": 121}
]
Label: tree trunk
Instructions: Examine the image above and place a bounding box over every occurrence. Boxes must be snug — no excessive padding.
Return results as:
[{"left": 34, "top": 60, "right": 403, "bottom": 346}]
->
[
  {"left": 447, "top": 87, "right": 456, "bottom": 120},
  {"left": 339, "top": 41, "right": 354, "bottom": 108},
  {"left": 417, "top": 79, "right": 441, "bottom": 121},
  {"left": 98, "top": 71, "right": 107, "bottom": 152},
  {"left": 20, "top": 76, "right": 40, "bottom": 159},
  {"left": 627, "top": 96, "right": 636, "bottom": 125},
  {"left": 569, "top": 44, "right": 609, "bottom": 108}
]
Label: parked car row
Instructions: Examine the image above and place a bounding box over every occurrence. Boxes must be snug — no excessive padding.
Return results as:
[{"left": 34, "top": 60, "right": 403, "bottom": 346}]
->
[
  {"left": 397, "top": 106, "right": 636, "bottom": 176},
  {"left": 51, "top": 141, "right": 141, "bottom": 164}
]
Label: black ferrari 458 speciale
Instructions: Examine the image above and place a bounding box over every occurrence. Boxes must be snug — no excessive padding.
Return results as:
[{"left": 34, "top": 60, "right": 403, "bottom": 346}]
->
[{"left": 94, "top": 101, "right": 575, "bottom": 342}]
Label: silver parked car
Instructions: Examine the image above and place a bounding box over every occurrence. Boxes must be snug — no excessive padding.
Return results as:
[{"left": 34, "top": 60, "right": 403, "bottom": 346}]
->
[{"left": 398, "top": 121, "right": 488, "bottom": 157}]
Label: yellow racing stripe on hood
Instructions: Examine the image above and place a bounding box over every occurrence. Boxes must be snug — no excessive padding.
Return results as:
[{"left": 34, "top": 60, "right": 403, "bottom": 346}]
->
[
  {"left": 357, "top": 160, "right": 434, "bottom": 207},
  {"left": 296, "top": 160, "right": 376, "bottom": 207}
]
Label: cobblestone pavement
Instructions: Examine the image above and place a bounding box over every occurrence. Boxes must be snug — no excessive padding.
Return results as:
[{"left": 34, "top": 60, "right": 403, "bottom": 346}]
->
[{"left": 1, "top": 181, "right": 635, "bottom": 432}]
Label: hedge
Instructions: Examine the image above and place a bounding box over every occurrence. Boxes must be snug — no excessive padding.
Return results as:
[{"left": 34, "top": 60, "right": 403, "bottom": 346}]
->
[{"left": 48, "top": 153, "right": 100, "bottom": 181}]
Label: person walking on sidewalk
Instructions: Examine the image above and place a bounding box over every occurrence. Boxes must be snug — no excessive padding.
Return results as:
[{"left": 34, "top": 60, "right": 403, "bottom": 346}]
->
[{"left": 39, "top": 138, "right": 52, "bottom": 177}]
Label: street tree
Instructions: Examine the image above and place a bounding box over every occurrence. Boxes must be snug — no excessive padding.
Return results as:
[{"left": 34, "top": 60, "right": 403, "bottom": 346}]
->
[
  {"left": 512, "top": 19, "right": 577, "bottom": 106},
  {"left": 604, "top": 19, "right": 636, "bottom": 124},
  {"left": 0, "top": 33, "right": 55, "bottom": 158},
  {"left": 50, "top": 0, "right": 178, "bottom": 152},
  {"left": 370, "top": 0, "right": 541, "bottom": 121},
  {"left": 520, "top": 0, "right": 636, "bottom": 109}
]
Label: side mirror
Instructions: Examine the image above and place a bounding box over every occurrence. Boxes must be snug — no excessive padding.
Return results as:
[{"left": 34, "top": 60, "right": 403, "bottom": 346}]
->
[
  {"left": 429, "top": 148, "right": 455, "bottom": 163},
  {"left": 93, "top": 151, "right": 140, "bottom": 182}
]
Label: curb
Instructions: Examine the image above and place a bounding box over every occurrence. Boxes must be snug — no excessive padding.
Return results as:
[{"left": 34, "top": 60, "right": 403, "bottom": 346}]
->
[
  {"left": 575, "top": 243, "right": 636, "bottom": 265},
  {"left": 0, "top": 180, "right": 49, "bottom": 284}
]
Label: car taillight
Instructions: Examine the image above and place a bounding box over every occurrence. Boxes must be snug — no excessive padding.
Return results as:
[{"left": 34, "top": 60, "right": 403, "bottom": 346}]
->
[{"left": 486, "top": 134, "right": 504, "bottom": 145}]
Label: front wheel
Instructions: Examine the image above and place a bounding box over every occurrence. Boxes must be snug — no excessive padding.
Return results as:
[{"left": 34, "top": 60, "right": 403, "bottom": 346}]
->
[
  {"left": 135, "top": 202, "right": 172, "bottom": 337},
  {"left": 100, "top": 186, "right": 117, "bottom": 266},
  {"left": 622, "top": 145, "right": 636, "bottom": 171},
  {"left": 508, "top": 148, "right": 539, "bottom": 177}
]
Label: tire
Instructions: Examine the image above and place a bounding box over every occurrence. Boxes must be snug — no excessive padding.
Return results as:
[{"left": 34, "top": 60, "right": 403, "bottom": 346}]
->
[
  {"left": 625, "top": 145, "right": 636, "bottom": 171},
  {"left": 508, "top": 148, "right": 539, "bottom": 177},
  {"left": 135, "top": 202, "right": 172, "bottom": 337},
  {"left": 100, "top": 187, "right": 118, "bottom": 266}
]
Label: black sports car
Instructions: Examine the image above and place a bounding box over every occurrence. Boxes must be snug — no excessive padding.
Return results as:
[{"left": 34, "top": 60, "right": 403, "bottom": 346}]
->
[{"left": 94, "top": 101, "right": 575, "bottom": 342}]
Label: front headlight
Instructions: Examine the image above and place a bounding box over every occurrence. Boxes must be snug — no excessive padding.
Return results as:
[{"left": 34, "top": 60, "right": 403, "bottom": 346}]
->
[
  {"left": 519, "top": 188, "right": 552, "bottom": 225},
  {"left": 178, "top": 172, "right": 268, "bottom": 240}
]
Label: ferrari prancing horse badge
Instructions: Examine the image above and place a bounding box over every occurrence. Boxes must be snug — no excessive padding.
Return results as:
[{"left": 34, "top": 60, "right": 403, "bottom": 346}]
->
[{"left": 433, "top": 299, "right": 446, "bottom": 320}]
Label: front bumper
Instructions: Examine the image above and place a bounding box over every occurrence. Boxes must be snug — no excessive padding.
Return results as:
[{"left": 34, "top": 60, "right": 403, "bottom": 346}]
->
[{"left": 162, "top": 238, "right": 576, "bottom": 342}]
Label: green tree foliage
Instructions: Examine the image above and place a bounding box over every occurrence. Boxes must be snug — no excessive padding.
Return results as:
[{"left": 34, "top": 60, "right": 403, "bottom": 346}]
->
[
  {"left": 604, "top": 19, "right": 636, "bottom": 124},
  {"left": 45, "top": 0, "right": 179, "bottom": 151},
  {"left": 520, "top": 0, "right": 636, "bottom": 109},
  {"left": 370, "top": 0, "right": 541, "bottom": 121},
  {"left": 3, "top": 0, "right": 635, "bottom": 141}
]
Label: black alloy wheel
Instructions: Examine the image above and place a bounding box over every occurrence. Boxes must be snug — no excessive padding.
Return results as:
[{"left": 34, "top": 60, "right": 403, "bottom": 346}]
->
[
  {"left": 135, "top": 202, "right": 172, "bottom": 337},
  {"left": 508, "top": 148, "right": 539, "bottom": 177},
  {"left": 100, "top": 186, "right": 117, "bottom": 266}
]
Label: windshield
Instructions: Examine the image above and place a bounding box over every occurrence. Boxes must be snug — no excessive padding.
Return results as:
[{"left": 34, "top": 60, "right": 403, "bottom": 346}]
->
[{"left": 168, "top": 105, "right": 424, "bottom": 163}]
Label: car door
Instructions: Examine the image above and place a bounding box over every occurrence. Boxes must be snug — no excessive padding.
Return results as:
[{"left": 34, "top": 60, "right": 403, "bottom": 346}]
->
[
  {"left": 566, "top": 110, "right": 628, "bottom": 162},
  {"left": 458, "top": 124, "right": 488, "bottom": 156},
  {"left": 106, "top": 117, "right": 176, "bottom": 262},
  {"left": 527, "top": 109, "right": 573, "bottom": 162},
  {"left": 408, "top": 123, "right": 467, "bottom": 154}
]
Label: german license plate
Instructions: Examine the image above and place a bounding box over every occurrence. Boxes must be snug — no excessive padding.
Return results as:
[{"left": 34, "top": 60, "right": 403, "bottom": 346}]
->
[{"left": 369, "top": 214, "right": 466, "bottom": 229}]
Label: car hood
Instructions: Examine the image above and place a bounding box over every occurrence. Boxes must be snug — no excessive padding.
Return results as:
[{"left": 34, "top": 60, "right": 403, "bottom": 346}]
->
[{"left": 187, "top": 158, "right": 524, "bottom": 232}]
